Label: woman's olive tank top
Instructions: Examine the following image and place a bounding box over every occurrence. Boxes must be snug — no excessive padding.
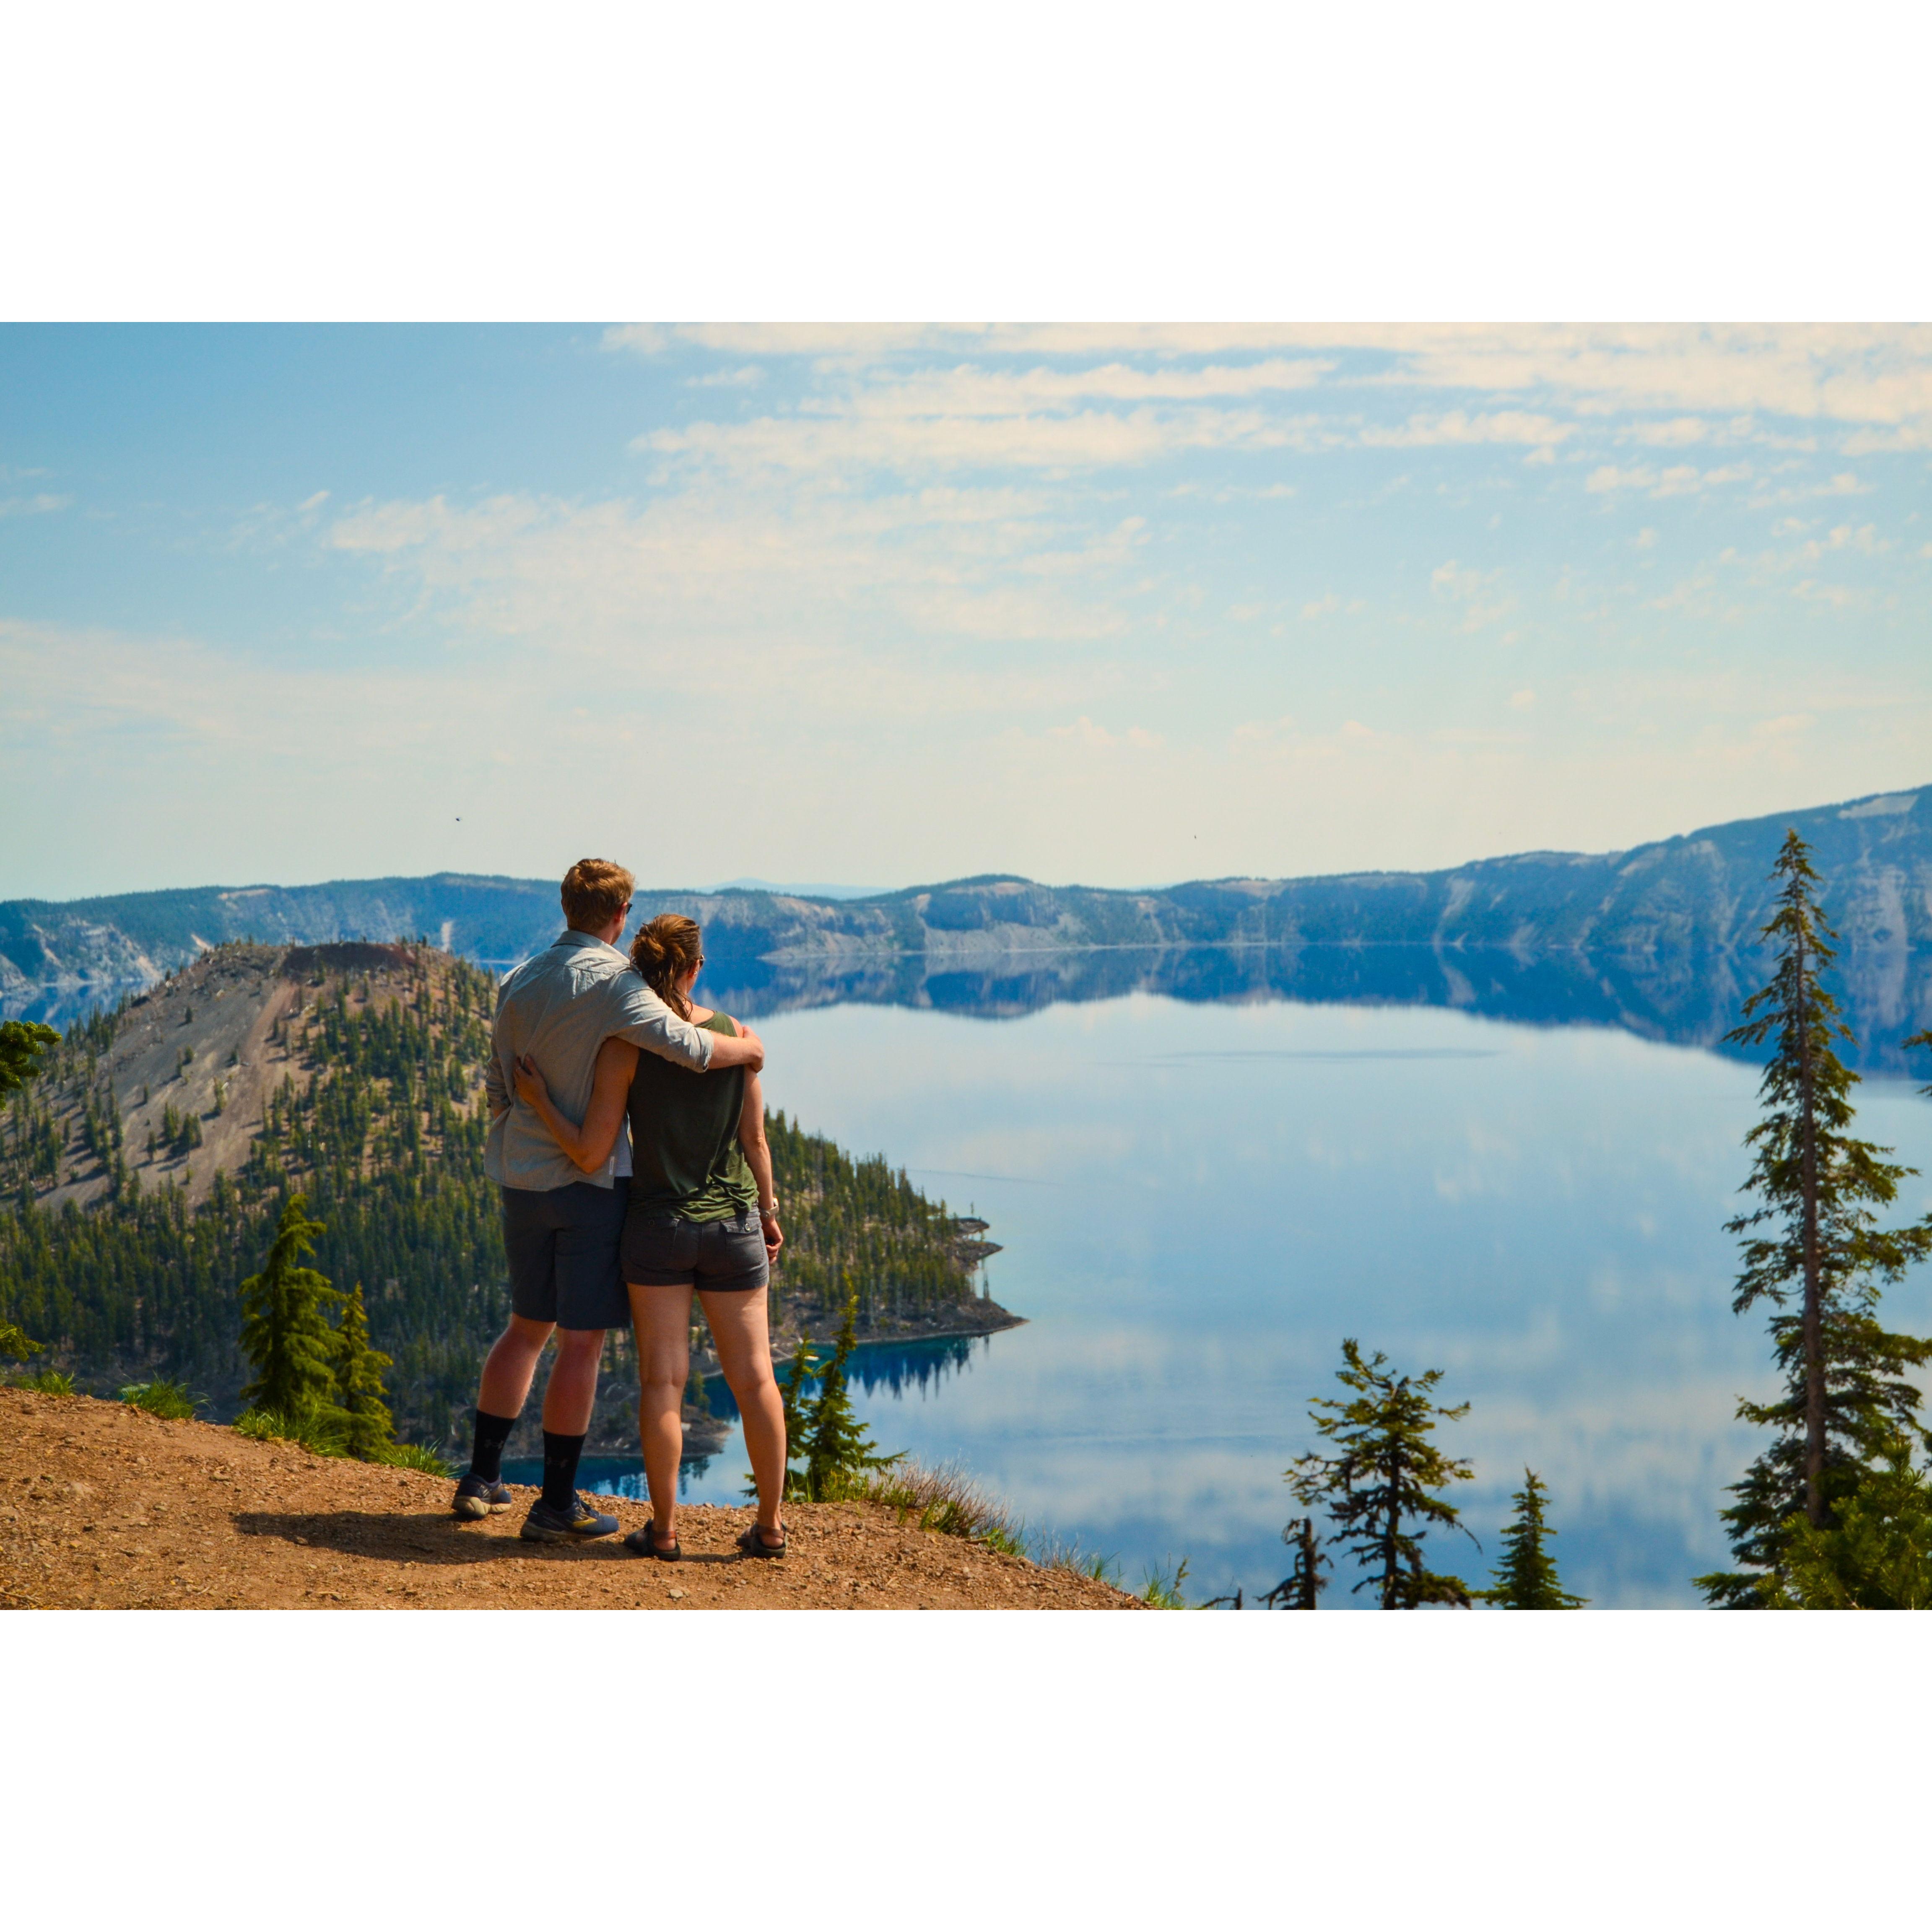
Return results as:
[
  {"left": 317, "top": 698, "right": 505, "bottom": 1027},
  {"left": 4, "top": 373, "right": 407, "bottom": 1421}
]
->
[{"left": 625, "top": 1010, "right": 756, "bottom": 1221}]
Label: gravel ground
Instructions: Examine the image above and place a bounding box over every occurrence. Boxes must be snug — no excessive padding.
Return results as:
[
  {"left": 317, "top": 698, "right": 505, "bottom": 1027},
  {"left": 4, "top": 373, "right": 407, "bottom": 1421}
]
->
[{"left": 0, "top": 1389, "right": 1142, "bottom": 1611}]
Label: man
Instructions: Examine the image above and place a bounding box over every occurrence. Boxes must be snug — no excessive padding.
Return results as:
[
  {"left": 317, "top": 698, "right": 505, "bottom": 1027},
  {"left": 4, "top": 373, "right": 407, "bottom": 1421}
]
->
[{"left": 452, "top": 857, "right": 766, "bottom": 1540}]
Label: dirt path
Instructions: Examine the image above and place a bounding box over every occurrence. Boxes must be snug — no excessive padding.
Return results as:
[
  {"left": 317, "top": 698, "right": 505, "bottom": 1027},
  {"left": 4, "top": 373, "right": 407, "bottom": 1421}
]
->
[{"left": 0, "top": 1389, "right": 1141, "bottom": 1611}]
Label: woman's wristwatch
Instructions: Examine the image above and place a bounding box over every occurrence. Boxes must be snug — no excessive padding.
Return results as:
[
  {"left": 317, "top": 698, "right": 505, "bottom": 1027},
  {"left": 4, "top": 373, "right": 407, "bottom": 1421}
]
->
[{"left": 759, "top": 1200, "right": 779, "bottom": 1217}]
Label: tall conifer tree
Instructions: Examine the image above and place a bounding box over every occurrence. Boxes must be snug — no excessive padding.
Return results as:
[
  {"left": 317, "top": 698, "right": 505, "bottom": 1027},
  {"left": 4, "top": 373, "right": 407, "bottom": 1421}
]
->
[
  {"left": 1696, "top": 834, "right": 1932, "bottom": 1607},
  {"left": 1476, "top": 1469, "right": 1585, "bottom": 1608},
  {"left": 1289, "top": 1339, "right": 1476, "bottom": 1608},
  {"left": 333, "top": 1283, "right": 395, "bottom": 1460},
  {"left": 238, "top": 1195, "right": 342, "bottom": 1422},
  {"left": 801, "top": 1294, "right": 894, "bottom": 1500}
]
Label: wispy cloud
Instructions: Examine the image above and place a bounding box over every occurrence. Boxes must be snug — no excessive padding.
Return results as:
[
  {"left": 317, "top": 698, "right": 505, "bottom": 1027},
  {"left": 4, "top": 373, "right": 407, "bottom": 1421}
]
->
[
  {"left": 1585, "top": 462, "right": 1753, "bottom": 497},
  {"left": 609, "top": 321, "right": 1932, "bottom": 433}
]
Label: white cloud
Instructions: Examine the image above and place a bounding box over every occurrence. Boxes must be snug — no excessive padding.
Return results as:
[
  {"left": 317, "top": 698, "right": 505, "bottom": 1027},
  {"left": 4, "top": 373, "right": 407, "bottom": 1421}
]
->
[
  {"left": 686, "top": 365, "right": 764, "bottom": 388},
  {"left": 1747, "top": 469, "right": 1872, "bottom": 507},
  {"left": 608, "top": 322, "right": 1932, "bottom": 435},
  {"left": 1585, "top": 462, "right": 1751, "bottom": 497},
  {"left": 1360, "top": 409, "right": 1574, "bottom": 449},
  {"left": 1790, "top": 579, "right": 1866, "bottom": 610},
  {"left": 0, "top": 492, "right": 73, "bottom": 518},
  {"left": 1431, "top": 560, "right": 1514, "bottom": 632},
  {"left": 1621, "top": 417, "right": 1709, "bottom": 447}
]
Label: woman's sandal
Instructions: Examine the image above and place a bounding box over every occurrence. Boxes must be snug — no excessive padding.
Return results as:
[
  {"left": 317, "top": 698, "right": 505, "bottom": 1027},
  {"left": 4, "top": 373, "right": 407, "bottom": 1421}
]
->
[
  {"left": 736, "top": 1521, "right": 787, "bottom": 1559},
  {"left": 624, "top": 1521, "right": 680, "bottom": 1561}
]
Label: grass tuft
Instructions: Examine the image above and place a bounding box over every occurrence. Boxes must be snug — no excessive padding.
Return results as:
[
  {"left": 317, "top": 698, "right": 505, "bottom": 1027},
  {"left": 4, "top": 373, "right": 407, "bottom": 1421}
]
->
[
  {"left": 1140, "top": 1555, "right": 1191, "bottom": 1608},
  {"left": 830, "top": 1457, "right": 1137, "bottom": 1589},
  {"left": 380, "top": 1441, "right": 455, "bottom": 1477},
  {"left": 12, "top": 1367, "right": 76, "bottom": 1396},
  {"left": 234, "top": 1407, "right": 349, "bottom": 1457},
  {"left": 1027, "top": 1525, "right": 1122, "bottom": 1584},
  {"left": 835, "top": 1457, "right": 1031, "bottom": 1558},
  {"left": 118, "top": 1378, "right": 202, "bottom": 1420}
]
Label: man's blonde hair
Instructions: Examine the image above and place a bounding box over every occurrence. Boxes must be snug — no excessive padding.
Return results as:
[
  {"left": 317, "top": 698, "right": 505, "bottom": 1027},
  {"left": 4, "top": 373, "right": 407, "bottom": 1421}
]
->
[{"left": 560, "top": 858, "right": 635, "bottom": 934}]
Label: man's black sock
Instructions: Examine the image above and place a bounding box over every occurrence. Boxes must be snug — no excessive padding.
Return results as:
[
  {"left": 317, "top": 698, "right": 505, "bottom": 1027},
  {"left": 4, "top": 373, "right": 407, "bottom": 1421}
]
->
[
  {"left": 541, "top": 1430, "right": 587, "bottom": 1511},
  {"left": 468, "top": 1409, "right": 517, "bottom": 1484}
]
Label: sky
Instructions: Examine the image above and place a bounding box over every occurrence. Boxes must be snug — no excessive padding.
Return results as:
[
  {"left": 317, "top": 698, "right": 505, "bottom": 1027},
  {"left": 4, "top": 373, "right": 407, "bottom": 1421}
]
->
[{"left": 3, "top": 322, "right": 1930, "bottom": 904}]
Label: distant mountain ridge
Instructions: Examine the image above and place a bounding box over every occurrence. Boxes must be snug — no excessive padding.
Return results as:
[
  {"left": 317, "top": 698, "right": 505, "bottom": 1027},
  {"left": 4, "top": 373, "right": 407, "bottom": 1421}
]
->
[{"left": 5, "top": 785, "right": 1928, "bottom": 1004}]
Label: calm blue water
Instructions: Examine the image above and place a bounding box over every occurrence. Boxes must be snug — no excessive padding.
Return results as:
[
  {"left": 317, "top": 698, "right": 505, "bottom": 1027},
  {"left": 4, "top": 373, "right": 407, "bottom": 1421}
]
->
[{"left": 550, "top": 992, "right": 1932, "bottom": 1608}]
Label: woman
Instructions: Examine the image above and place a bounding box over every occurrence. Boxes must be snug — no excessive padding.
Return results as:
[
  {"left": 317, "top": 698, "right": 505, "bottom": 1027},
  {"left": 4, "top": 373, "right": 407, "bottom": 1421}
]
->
[{"left": 513, "top": 913, "right": 788, "bottom": 1560}]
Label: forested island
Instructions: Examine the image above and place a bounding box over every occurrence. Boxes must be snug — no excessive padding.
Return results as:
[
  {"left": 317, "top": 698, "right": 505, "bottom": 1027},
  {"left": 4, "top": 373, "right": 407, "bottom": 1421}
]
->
[{"left": 0, "top": 942, "right": 1015, "bottom": 1455}]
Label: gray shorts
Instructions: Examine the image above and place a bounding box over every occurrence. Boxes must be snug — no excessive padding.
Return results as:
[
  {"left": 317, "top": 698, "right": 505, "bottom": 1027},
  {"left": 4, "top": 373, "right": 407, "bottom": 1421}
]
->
[
  {"left": 501, "top": 1181, "right": 631, "bottom": 1331},
  {"left": 622, "top": 1204, "right": 770, "bottom": 1294}
]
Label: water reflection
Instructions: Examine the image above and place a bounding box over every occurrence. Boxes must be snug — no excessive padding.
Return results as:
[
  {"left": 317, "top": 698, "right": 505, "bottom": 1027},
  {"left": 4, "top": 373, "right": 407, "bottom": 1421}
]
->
[
  {"left": 502, "top": 1454, "right": 716, "bottom": 1499},
  {"left": 695, "top": 941, "right": 1932, "bottom": 1075},
  {"left": 20, "top": 938, "right": 1929, "bottom": 1076},
  {"left": 683, "top": 1336, "right": 986, "bottom": 1426}
]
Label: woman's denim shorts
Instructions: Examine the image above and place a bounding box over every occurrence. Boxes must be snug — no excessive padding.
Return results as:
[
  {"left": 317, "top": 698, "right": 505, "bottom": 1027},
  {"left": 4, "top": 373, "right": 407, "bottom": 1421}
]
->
[{"left": 621, "top": 1203, "right": 769, "bottom": 1294}]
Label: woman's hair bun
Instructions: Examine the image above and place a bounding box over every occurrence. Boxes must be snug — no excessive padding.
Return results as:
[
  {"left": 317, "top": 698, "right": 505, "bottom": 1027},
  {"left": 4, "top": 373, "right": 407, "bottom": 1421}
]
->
[{"left": 630, "top": 913, "right": 703, "bottom": 1018}]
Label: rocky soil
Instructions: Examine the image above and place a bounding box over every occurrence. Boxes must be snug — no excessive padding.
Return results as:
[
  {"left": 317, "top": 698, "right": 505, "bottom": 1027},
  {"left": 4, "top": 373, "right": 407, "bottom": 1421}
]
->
[{"left": 0, "top": 1389, "right": 1142, "bottom": 1612}]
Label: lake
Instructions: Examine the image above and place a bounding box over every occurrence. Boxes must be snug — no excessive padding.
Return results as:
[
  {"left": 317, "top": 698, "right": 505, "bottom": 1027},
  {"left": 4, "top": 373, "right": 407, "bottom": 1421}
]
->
[{"left": 544, "top": 973, "right": 1932, "bottom": 1609}]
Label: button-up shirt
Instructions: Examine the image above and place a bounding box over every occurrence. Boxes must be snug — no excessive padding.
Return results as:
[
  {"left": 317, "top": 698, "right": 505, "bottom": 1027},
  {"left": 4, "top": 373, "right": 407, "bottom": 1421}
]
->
[{"left": 483, "top": 929, "right": 714, "bottom": 1193}]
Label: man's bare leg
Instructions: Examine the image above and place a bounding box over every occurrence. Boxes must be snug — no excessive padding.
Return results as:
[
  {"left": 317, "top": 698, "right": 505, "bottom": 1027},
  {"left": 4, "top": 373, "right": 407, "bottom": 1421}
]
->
[
  {"left": 541, "top": 1326, "right": 606, "bottom": 1436},
  {"left": 477, "top": 1314, "right": 554, "bottom": 1419}
]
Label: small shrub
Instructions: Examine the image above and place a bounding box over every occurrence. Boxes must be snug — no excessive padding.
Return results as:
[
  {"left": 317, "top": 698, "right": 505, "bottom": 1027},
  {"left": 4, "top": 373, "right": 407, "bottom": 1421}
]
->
[
  {"left": 119, "top": 1378, "right": 202, "bottom": 1420},
  {"left": 381, "top": 1442, "right": 455, "bottom": 1477}
]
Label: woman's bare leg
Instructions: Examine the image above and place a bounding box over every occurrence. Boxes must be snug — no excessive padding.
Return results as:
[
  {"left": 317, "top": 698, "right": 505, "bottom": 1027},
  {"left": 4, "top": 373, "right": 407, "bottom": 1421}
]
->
[
  {"left": 628, "top": 1282, "right": 693, "bottom": 1544},
  {"left": 699, "top": 1288, "right": 787, "bottom": 1542}
]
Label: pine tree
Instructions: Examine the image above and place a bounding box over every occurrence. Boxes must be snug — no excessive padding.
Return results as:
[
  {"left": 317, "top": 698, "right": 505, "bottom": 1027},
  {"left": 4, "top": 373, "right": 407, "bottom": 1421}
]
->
[
  {"left": 1260, "top": 1515, "right": 1329, "bottom": 1608},
  {"left": 1696, "top": 834, "right": 1932, "bottom": 1607},
  {"left": 333, "top": 1283, "right": 395, "bottom": 1460},
  {"left": 1289, "top": 1338, "right": 1476, "bottom": 1609},
  {"left": 1765, "top": 1438, "right": 1932, "bottom": 1609},
  {"left": 1476, "top": 1469, "right": 1585, "bottom": 1608},
  {"left": 801, "top": 1294, "right": 896, "bottom": 1500},
  {"left": 238, "top": 1195, "right": 342, "bottom": 1423},
  {"left": 0, "top": 1021, "right": 59, "bottom": 1101}
]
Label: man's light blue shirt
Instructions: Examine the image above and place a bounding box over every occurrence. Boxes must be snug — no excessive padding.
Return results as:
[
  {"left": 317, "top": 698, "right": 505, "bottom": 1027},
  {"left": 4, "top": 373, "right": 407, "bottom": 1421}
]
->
[{"left": 483, "top": 929, "right": 714, "bottom": 1193}]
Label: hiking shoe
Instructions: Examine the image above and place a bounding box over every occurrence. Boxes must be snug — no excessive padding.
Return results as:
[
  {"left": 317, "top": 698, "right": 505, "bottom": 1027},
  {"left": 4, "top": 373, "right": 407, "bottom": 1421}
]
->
[
  {"left": 452, "top": 1473, "right": 514, "bottom": 1519},
  {"left": 519, "top": 1493, "right": 620, "bottom": 1542}
]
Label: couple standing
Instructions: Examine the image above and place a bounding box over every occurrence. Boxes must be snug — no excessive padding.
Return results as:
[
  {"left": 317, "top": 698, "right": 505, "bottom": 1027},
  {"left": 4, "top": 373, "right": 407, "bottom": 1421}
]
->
[{"left": 451, "top": 858, "right": 790, "bottom": 1560}]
